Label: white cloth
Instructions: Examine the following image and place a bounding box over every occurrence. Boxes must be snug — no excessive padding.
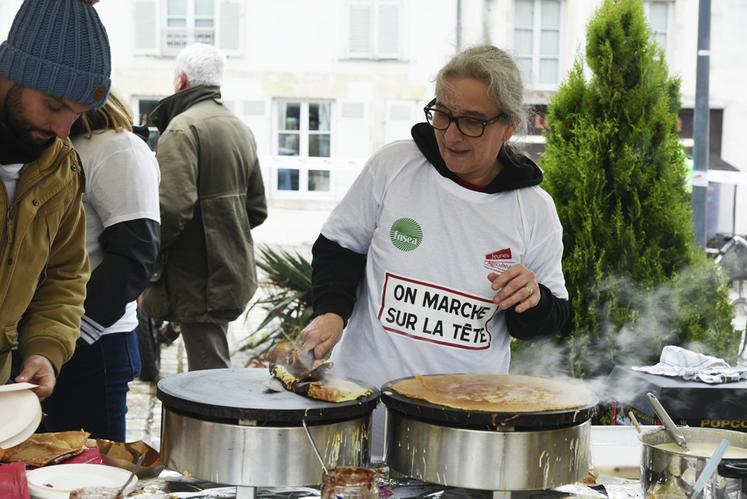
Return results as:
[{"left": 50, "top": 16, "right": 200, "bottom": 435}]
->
[
  {"left": 73, "top": 129, "right": 160, "bottom": 338},
  {"left": 632, "top": 345, "right": 747, "bottom": 383},
  {"left": 0, "top": 163, "right": 24, "bottom": 204},
  {"left": 323, "top": 140, "right": 567, "bottom": 456}
]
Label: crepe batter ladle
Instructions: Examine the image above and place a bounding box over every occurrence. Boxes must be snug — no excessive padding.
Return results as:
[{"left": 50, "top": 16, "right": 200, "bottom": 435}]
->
[{"left": 647, "top": 392, "right": 689, "bottom": 452}]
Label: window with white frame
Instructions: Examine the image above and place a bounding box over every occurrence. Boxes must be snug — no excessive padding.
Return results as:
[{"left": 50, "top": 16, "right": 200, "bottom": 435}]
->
[
  {"left": 513, "top": 0, "right": 562, "bottom": 88},
  {"left": 134, "top": 0, "right": 241, "bottom": 56},
  {"left": 275, "top": 101, "right": 333, "bottom": 192},
  {"left": 644, "top": 1, "right": 671, "bottom": 56},
  {"left": 164, "top": 0, "right": 215, "bottom": 53},
  {"left": 346, "top": 0, "right": 402, "bottom": 60}
]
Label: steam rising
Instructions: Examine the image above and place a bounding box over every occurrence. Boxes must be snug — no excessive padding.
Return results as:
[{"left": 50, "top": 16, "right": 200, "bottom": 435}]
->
[{"left": 511, "top": 267, "right": 734, "bottom": 407}]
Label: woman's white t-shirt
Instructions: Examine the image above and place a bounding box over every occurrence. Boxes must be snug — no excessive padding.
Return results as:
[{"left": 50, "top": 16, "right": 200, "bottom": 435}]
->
[{"left": 73, "top": 130, "right": 160, "bottom": 337}]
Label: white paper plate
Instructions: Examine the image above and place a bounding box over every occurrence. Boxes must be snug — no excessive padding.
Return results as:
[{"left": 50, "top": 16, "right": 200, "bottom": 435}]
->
[
  {"left": 0, "top": 382, "right": 38, "bottom": 393},
  {"left": 0, "top": 398, "right": 42, "bottom": 449},
  {"left": 27, "top": 464, "right": 137, "bottom": 499},
  {"left": 0, "top": 388, "right": 41, "bottom": 447}
]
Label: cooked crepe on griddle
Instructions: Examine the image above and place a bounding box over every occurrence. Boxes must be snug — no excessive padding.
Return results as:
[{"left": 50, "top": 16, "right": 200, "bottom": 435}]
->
[
  {"left": 269, "top": 364, "right": 372, "bottom": 403},
  {"left": 308, "top": 377, "right": 372, "bottom": 403},
  {"left": 390, "top": 374, "right": 593, "bottom": 413}
]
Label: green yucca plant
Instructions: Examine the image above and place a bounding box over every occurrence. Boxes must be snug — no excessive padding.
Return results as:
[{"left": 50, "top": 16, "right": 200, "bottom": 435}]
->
[{"left": 237, "top": 245, "right": 314, "bottom": 362}]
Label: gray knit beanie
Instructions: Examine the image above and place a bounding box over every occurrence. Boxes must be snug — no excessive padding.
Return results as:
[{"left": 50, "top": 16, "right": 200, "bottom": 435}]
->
[{"left": 0, "top": 0, "right": 111, "bottom": 109}]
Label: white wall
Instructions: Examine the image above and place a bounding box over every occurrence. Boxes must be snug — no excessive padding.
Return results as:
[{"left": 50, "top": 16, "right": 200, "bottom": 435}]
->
[{"left": 710, "top": 1, "right": 747, "bottom": 236}]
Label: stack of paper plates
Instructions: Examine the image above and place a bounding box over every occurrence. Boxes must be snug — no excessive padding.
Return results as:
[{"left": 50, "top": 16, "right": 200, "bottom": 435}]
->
[{"left": 0, "top": 383, "right": 42, "bottom": 449}]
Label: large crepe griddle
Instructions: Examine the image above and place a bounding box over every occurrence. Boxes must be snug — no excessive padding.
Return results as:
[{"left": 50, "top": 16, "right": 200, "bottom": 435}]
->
[
  {"left": 381, "top": 373, "right": 596, "bottom": 429},
  {"left": 157, "top": 368, "right": 379, "bottom": 424}
]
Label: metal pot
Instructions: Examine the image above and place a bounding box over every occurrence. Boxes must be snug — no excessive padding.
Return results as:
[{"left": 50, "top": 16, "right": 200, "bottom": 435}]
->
[{"left": 640, "top": 427, "right": 747, "bottom": 499}]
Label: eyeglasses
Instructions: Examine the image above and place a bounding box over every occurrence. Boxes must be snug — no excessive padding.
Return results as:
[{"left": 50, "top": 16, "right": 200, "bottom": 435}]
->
[{"left": 423, "top": 98, "right": 509, "bottom": 138}]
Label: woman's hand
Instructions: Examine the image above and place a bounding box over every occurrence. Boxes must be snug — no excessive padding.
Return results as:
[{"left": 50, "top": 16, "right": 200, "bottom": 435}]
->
[
  {"left": 301, "top": 313, "right": 345, "bottom": 361},
  {"left": 488, "top": 264, "right": 540, "bottom": 313}
]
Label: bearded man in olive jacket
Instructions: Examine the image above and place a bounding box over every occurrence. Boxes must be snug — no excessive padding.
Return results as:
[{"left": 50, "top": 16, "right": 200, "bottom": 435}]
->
[
  {"left": 141, "top": 43, "right": 267, "bottom": 371},
  {"left": 0, "top": 0, "right": 111, "bottom": 399}
]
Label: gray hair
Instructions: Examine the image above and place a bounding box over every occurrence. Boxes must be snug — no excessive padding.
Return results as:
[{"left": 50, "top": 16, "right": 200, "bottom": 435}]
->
[
  {"left": 175, "top": 43, "right": 226, "bottom": 87},
  {"left": 436, "top": 45, "right": 527, "bottom": 137}
]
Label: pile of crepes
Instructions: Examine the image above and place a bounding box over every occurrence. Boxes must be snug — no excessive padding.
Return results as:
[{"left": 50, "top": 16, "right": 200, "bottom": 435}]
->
[{"left": 0, "top": 430, "right": 90, "bottom": 467}]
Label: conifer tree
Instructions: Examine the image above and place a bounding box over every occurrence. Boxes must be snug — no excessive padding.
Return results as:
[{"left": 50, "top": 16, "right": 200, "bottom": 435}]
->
[{"left": 539, "top": 0, "right": 736, "bottom": 377}]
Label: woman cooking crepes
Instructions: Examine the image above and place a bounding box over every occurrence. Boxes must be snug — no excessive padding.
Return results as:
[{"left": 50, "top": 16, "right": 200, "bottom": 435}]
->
[{"left": 302, "top": 45, "right": 570, "bottom": 457}]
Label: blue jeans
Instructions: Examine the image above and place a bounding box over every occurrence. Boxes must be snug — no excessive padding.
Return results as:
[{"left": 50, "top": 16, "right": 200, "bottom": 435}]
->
[{"left": 41, "top": 329, "right": 141, "bottom": 441}]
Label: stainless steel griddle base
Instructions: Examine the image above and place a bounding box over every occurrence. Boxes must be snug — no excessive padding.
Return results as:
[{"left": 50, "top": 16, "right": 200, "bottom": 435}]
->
[
  {"left": 161, "top": 408, "right": 371, "bottom": 487},
  {"left": 385, "top": 410, "right": 591, "bottom": 491}
]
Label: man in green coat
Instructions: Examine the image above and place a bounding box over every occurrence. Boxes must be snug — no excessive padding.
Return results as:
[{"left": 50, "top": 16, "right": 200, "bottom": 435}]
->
[{"left": 141, "top": 43, "right": 267, "bottom": 371}]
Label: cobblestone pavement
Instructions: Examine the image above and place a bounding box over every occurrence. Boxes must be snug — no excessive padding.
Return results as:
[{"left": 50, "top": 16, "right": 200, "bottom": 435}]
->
[{"left": 124, "top": 338, "right": 183, "bottom": 449}]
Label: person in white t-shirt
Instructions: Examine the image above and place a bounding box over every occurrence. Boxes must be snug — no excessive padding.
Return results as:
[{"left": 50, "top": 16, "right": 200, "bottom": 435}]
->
[
  {"left": 39, "top": 91, "right": 161, "bottom": 441},
  {"left": 301, "top": 45, "right": 570, "bottom": 457}
]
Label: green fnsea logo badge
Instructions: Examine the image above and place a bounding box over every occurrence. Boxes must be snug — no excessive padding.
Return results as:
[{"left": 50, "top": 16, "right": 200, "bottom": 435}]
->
[{"left": 390, "top": 218, "right": 423, "bottom": 252}]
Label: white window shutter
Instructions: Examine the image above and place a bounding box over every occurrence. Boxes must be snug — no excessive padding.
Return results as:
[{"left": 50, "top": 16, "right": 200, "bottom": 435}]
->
[
  {"left": 348, "top": 2, "right": 372, "bottom": 57},
  {"left": 384, "top": 100, "right": 414, "bottom": 143},
  {"left": 341, "top": 102, "right": 366, "bottom": 119},
  {"left": 376, "top": 1, "right": 400, "bottom": 58},
  {"left": 217, "top": 0, "right": 242, "bottom": 54},
  {"left": 134, "top": 0, "right": 158, "bottom": 54},
  {"left": 337, "top": 101, "right": 369, "bottom": 158},
  {"left": 388, "top": 102, "right": 412, "bottom": 121},
  {"left": 243, "top": 100, "right": 266, "bottom": 117}
]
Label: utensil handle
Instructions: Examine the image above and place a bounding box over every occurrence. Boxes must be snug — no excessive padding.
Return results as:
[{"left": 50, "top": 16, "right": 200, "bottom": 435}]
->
[
  {"left": 646, "top": 392, "right": 688, "bottom": 447},
  {"left": 116, "top": 453, "right": 144, "bottom": 496},
  {"left": 692, "top": 439, "right": 730, "bottom": 499},
  {"left": 302, "top": 419, "right": 329, "bottom": 475},
  {"left": 628, "top": 411, "right": 642, "bottom": 434}
]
